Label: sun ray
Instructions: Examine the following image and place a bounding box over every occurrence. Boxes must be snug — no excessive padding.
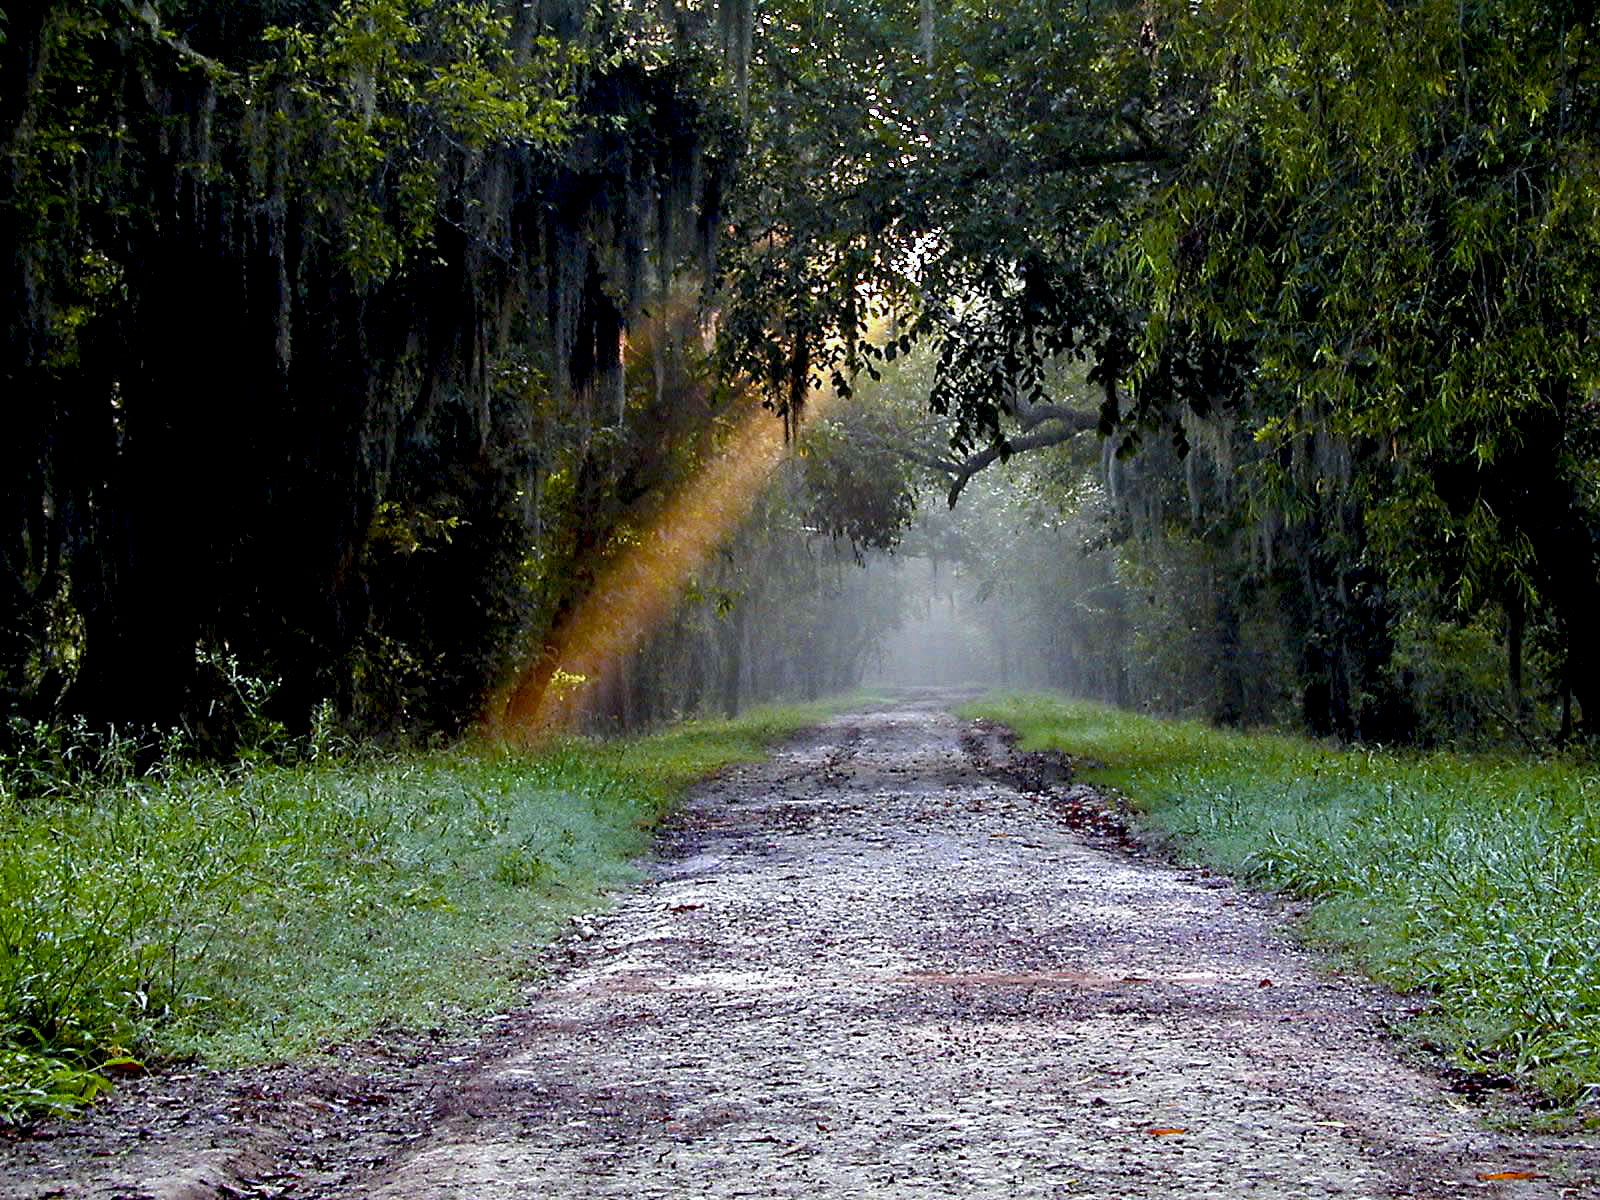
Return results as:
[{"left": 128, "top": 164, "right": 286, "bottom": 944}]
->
[{"left": 490, "top": 389, "right": 833, "bottom": 738}]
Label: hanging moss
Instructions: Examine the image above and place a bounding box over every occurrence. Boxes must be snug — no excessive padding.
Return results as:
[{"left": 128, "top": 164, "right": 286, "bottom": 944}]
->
[{"left": 2, "top": 0, "right": 740, "bottom": 744}]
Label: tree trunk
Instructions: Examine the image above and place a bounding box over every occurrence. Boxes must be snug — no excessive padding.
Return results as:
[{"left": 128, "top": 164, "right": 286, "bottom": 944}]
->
[
  {"left": 1210, "top": 567, "right": 1245, "bottom": 727},
  {"left": 720, "top": 600, "right": 746, "bottom": 718},
  {"left": 1505, "top": 590, "right": 1525, "bottom": 717}
]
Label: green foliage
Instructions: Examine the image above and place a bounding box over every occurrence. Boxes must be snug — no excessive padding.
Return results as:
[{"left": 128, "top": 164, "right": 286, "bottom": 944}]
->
[
  {"left": 798, "top": 398, "right": 920, "bottom": 556},
  {"left": 966, "top": 691, "right": 1600, "bottom": 1110},
  {"left": 1128, "top": 0, "right": 1600, "bottom": 732},
  {"left": 0, "top": 698, "right": 837, "bottom": 1124},
  {"left": 719, "top": 0, "right": 1164, "bottom": 449},
  {"left": 1390, "top": 610, "right": 1527, "bottom": 747},
  {"left": 262, "top": 0, "right": 578, "bottom": 286}
]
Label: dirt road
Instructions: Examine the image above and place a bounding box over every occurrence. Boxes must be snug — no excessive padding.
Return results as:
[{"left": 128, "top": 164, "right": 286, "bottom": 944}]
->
[{"left": 4, "top": 702, "right": 1595, "bottom": 1197}]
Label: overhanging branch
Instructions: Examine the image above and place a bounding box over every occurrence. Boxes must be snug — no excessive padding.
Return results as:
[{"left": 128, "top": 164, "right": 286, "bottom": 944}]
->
[{"left": 942, "top": 410, "right": 1098, "bottom": 506}]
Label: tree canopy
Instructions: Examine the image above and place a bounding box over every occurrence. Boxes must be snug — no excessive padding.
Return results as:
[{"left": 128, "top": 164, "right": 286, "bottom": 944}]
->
[
  {"left": 716, "top": 0, "right": 1600, "bottom": 742},
  {"left": 3, "top": 0, "right": 741, "bottom": 741},
  {"left": 4, "top": 0, "right": 1598, "bottom": 747}
]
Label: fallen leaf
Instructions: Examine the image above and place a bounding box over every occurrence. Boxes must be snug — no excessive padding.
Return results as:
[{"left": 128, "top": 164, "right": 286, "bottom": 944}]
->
[
  {"left": 1258, "top": 978, "right": 1274, "bottom": 988},
  {"left": 1476, "top": 1171, "right": 1540, "bottom": 1181},
  {"left": 1147, "top": 1127, "right": 1188, "bottom": 1136}
]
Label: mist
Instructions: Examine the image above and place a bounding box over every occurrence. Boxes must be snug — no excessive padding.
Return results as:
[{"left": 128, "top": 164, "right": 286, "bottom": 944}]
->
[{"left": 861, "top": 557, "right": 1013, "bottom": 689}]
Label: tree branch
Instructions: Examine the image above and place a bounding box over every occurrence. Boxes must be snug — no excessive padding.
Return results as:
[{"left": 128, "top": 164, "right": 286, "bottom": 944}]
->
[
  {"left": 118, "top": 0, "right": 228, "bottom": 75},
  {"left": 1037, "top": 144, "right": 1179, "bottom": 171},
  {"left": 821, "top": 399, "right": 1100, "bottom": 508},
  {"left": 1013, "top": 401, "right": 1099, "bottom": 433},
  {"left": 943, "top": 411, "right": 1098, "bottom": 506}
]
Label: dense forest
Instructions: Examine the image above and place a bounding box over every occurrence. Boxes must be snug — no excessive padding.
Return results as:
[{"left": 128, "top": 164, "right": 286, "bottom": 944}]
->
[{"left": 4, "top": 0, "right": 1599, "bottom": 752}]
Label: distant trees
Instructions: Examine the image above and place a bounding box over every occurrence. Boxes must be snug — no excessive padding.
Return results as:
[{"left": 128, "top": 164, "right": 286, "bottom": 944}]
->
[{"left": 622, "top": 454, "right": 908, "bottom": 726}]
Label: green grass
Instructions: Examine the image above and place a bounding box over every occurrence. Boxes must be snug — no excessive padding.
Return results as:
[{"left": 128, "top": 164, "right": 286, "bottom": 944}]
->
[
  {"left": 0, "top": 699, "right": 842, "bottom": 1124},
  {"left": 962, "top": 691, "right": 1600, "bottom": 1113}
]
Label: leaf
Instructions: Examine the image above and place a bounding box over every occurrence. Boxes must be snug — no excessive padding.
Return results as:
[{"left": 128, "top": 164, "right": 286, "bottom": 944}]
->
[
  {"left": 1475, "top": 1172, "right": 1539, "bottom": 1182},
  {"left": 1147, "top": 1127, "right": 1188, "bottom": 1136}
]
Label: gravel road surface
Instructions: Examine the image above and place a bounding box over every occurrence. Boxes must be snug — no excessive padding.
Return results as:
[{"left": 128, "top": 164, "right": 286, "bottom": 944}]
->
[{"left": 3, "top": 700, "right": 1594, "bottom": 1198}]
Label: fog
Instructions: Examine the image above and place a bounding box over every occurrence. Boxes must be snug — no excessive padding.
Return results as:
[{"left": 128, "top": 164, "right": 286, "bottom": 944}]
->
[
  {"left": 851, "top": 466, "right": 1128, "bottom": 708},
  {"left": 861, "top": 558, "right": 1010, "bottom": 688}
]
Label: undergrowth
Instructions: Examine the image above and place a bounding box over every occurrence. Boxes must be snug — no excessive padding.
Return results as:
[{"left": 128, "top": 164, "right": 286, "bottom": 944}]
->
[
  {"left": 962, "top": 691, "right": 1600, "bottom": 1117},
  {"left": 0, "top": 699, "right": 840, "bottom": 1125}
]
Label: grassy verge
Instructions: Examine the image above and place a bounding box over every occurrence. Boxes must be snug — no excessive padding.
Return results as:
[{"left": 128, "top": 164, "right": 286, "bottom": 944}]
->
[
  {"left": 961, "top": 691, "right": 1600, "bottom": 1114},
  {"left": 0, "top": 699, "right": 842, "bottom": 1124}
]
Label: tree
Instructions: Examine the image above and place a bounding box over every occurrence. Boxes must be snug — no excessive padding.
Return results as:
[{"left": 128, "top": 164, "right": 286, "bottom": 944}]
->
[
  {"left": 1131, "top": 0, "right": 1600, "bottom": 735},
  {"left": 0, "top": 0, "right": 741, "bottom": 743},
  {"left": 717, "top": 0, "right": 1185, "bottom": 452}
]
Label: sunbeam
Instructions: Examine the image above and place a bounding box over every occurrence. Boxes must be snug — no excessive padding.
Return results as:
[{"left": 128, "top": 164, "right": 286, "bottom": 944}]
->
[{"left": 490, "top": 389, "right": 832, "bottom": 738}]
